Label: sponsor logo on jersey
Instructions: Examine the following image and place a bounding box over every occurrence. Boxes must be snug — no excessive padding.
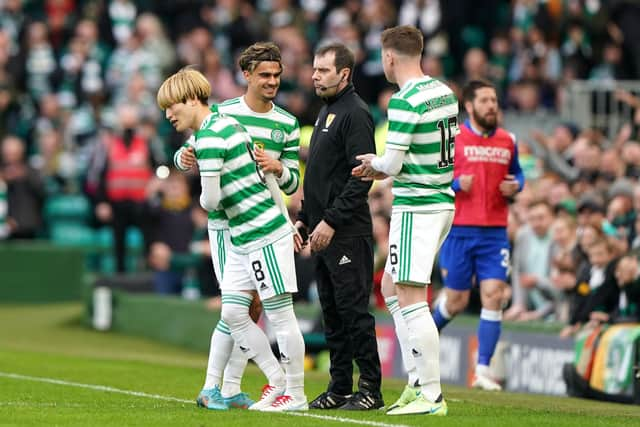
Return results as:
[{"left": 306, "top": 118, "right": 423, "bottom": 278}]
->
[{"left": 463, "top": 145, "right": 511, "bottom": 165}]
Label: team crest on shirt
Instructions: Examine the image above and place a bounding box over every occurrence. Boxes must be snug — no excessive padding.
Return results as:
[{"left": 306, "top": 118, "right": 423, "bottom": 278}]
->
[
  {"left": 271, "top": 128, "right": 285, "bottom": 143},
  {"left": 325, "top": 113, "right": 336, "bottom": 128}
]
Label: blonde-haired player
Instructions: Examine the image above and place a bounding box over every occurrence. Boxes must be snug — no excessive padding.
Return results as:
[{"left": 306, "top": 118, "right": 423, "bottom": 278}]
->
[{"left": 158, "top": 68, "right": 307, "bottom": 411}]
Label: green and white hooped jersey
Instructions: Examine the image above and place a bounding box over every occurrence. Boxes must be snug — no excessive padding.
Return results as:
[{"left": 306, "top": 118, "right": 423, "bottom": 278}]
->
[
  {"left": 175, "top": 97, "right": 300, "bottom": 230},
  {"left": 386, "top": 76, "right": 459, "bottom": 212},
  {"left": 0, "top": 180, "right": 7, "bottom": 239},
  {"left": 212, "top": 97, "right": 300, "bottom": 195},
  {"left": 194, "top": 113, "right": 291, "bottom": 253}
]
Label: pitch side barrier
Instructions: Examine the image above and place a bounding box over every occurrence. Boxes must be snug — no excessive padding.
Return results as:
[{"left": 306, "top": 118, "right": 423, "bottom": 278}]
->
[{"left": 0, "top": 241, "right": 85, "bottom": 302}]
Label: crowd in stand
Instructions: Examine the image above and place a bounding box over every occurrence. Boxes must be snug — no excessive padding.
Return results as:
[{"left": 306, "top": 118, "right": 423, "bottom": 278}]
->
[{"left": 1, "top": 0, "right": 640, "bottom": 336}]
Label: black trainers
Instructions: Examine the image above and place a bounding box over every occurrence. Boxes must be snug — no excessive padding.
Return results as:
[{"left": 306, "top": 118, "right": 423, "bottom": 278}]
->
[
  {"left": 309, "top": 391, "right": 351, "bottom": 409},
  {"left": 339, "top": 389, "right": 384, "bottom": 410}
]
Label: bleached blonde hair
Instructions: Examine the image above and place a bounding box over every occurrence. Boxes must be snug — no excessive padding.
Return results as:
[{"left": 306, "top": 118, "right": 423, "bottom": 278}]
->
[{"left": 156, "top": 67, "right": 211, "bottom": 110}]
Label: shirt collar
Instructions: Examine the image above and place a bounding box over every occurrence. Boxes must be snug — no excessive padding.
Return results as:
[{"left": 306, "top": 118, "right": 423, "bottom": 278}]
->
[{"left": 464, "top": 119, "right": 496, "bottom": 137}]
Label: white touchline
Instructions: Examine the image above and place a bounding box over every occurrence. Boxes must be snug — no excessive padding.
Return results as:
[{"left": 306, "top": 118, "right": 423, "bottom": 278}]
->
[
  {"left": 0, "top": 372, "right": 190, "bottom": 403},
  {"left": 0, "top": 372, "right": 412, "bottom": 427}
]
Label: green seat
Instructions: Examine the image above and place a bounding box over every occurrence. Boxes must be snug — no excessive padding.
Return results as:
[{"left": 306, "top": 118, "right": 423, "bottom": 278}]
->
[
  {"left": 126, "top": 227, "right": 143, "bottom": 251},
  {"left": 44, "top": 194, "right": 91, "bottom": 223},
  {"left": 49, "top": 223, "right": 95, "bottom": 247}
]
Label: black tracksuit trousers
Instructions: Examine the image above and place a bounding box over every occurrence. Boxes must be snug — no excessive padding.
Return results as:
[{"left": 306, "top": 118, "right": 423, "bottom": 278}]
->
[{"left": 314, "top": 235, "right": 381, "bottom": 395}]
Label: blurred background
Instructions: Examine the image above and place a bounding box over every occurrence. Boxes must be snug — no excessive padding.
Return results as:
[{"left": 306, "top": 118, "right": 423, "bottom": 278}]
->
[{"left": 1, "top": 0, "right": 640, "bottom": 400}]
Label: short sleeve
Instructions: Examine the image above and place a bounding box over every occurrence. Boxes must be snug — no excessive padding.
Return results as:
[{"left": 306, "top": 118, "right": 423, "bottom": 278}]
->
[
  {"left": 385, "top": 97, "right": 417, "bottom": 151},
  {"left": 194, "top": 129, "right": 225, "bottom": 177}
]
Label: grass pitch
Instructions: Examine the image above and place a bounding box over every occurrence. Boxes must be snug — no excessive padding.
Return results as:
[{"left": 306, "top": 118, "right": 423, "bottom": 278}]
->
[{"left": 0, "top": 303, "right": 638, "bottom": 427}]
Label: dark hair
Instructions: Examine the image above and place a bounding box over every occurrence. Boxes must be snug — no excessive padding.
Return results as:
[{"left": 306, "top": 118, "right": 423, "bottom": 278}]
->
[
  {"left": 529, "top": 199, "right": 553, "bottom": 212},
  {"left": 238, "top": 42, "right": 282, "bottom": 73},
  {"left": 381, "top": 25, "right": 423, "bottom": 56},
  {"left": 462, "top": 80, "right": 496, "bottom": 104},
  {"left": 314, "top": 42, "right": 355, "bottom": 80}
]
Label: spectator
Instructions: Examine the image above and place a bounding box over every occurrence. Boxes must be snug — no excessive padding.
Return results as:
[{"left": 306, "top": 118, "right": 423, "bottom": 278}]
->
[
  {"left": 136, "top": 12, "right": 175, "bottom": 74},
  {"left": 561, "top": 237, "right": 615, "bottom": 337},
  {"left": 0, "top": 135, "right": 45, "bottom": 239},
  {"left": 23, "top": 21, "right": 56, "bottom": 102},
  {"left": 549, "top": 215, "right": 579, "bottom": 322},
  {"left": 92, "top": 104, "right": 159, "bottom": 272},
  {"left": 29, "top": 129, "right": 76, "bottom": 195},
  {"left": 146, "top": 170, "right": 196, "bottom": 295},
  {"left": 506, "top": 200, "right": 556, "bottom": 321}
]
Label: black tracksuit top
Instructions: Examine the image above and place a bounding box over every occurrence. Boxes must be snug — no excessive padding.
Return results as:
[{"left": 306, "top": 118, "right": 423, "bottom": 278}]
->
[{"left": 298, "top": 84, "right": 375, "bottom": 238}]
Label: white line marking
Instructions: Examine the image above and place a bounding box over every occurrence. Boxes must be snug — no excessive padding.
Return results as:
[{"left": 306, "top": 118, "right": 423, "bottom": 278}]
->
[
  {"left": 286, "top": 412, "right": 412, "bottom": 427},
  {"left": 0, "top": 372, "right": 411, "bottom": 427},
  {"left": 0, "top": 372, "right": 190, "bottom": 403}
]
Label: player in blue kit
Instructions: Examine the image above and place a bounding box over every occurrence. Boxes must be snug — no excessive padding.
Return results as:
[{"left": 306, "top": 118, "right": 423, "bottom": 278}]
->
[{"left": 435, "top": 80, "right": 524, "bottom": 391}]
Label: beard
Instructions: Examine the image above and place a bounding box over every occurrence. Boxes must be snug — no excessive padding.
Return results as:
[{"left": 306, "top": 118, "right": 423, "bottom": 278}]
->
[{"left": 472, "top": 108, "right": 497, "bottom": 131}]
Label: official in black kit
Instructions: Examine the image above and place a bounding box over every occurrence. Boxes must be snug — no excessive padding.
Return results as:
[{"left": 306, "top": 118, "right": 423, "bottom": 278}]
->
[{"left": 295, "top": 42, "right": 383, "bottom": 410}]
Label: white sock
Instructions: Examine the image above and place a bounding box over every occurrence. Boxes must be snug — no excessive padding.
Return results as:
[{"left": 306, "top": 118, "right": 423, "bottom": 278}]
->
[
  {"left": 385, "top": 296, "right": 419, "bottom": 387},
  {"left": 221, "top": 293, "right": 285, "bottom": 388},
  {"left": 476, "top": 363, "right": 490, "bottom": 377},
  {"left": 401, "top": 302, "right": 442, "bottom": 402},
  {"left": 221, "top": 343, "right": 248, "bottom": 398},
  {"left": 203, "top": 321, "right": 234, "bottom": 390},
  {"left": 263, "top": 294, "right": 305, "bottom": 400},
  {"left": 437, "top": 297, "right": 452, "bottom": 319}
]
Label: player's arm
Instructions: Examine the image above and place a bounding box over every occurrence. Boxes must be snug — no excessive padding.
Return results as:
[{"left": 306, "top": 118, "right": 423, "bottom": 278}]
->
[
  {"left": 353, "top": 148, "right": 404, "bottom": 179},
  {"left": 193, "top": 130, "right": 225, "bottom": 210},
  {"left": 200, "top": 175, "right": 222, "bottom": 211},
  {"left": 275, "top": 122, "right": 300, "bottom": 195},
  {"left": 353, "top": 97, "right": 411, "bottom": 180},
  {"left": 173, "top": 136, "right": 196, "bottom": 171},
  {"left": 264, "top": 173, "right": 292, "bottom": 226},
  {"left": 500, "top": 137, "right": 525, "bottom": 197},
  {"left": 509, "top": 141, "right": 525, "bottom": 192},
  {"left": 261, "top": 146, "right": 304, "bottom": 250}
]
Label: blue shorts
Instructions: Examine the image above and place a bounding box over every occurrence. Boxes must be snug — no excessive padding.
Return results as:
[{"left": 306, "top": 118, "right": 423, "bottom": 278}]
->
[{"left": 439, "top": 233, "right": 510, "bottom": 291}]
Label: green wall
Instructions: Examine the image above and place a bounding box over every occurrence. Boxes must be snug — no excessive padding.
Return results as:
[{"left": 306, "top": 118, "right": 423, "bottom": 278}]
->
[{"left": 0, "top": 242, "right": 85, "bottom": 302}]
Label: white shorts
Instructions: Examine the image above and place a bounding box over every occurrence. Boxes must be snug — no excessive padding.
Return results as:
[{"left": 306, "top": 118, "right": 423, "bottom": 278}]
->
[
  {"left": 385, "top": 210, "right": 454, "bottom": 286},
  {"left": 220, "top": 235, "right": 298, "bottom": 300},
  {"left": 208, "top": 227, "right": 232, "bottom": 284}
]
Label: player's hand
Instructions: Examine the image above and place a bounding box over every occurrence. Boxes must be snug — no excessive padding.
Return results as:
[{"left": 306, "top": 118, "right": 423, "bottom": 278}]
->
[
  {"left": 255, "top": 146, "right": 284, "bottom": 177},
  {"left": 499, "top": 174, "right": 519, "bottom": 197},
  {"left": 293, "top": 221, "right": 308, "bottom": 253},
  {"left": 179, "top": 146, "right": 197, "bottom": 169},
  {"left": 353, "top": 153, "right": 386, "bottom": 181},
  {"left": 459, "top": 174, "right": 474, "bottom": 192},
  {"left": 309, "top": 220, "right": 335, "bottom": 252}
]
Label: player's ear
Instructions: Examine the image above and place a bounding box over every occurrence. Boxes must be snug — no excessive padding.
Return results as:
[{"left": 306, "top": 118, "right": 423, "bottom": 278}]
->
[{"left": 464, "top": 100, "right": 474, "bottom": 115}]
